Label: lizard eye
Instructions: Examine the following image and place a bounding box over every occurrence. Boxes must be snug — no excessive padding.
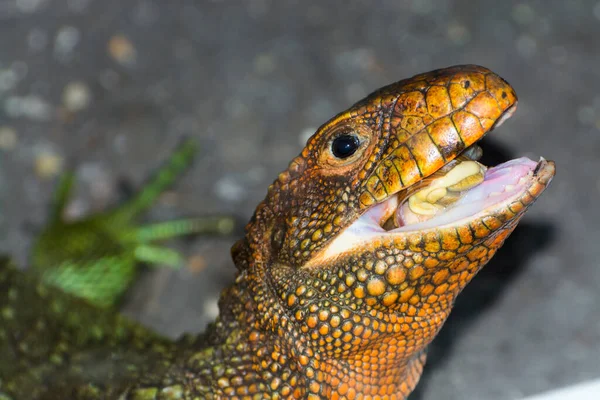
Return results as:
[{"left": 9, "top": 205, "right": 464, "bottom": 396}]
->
[
  {"left": 317, "top": 126, "right": 369, "bottom": 170},
  {"left": 331, "top": 134, "right": 360, "bottom": 159}
]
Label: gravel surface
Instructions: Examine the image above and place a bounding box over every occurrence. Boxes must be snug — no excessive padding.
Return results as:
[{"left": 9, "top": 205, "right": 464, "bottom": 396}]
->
[{"left": 0, "top": 1, "right": 599, "bottom": 399}]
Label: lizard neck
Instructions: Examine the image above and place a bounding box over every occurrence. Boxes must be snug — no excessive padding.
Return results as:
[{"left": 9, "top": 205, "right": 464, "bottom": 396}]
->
[
  {"left": 207, "top": 250, "right": 443, "bottom": 399},
  {"left": 317, "top": 352, "right": 428, "bottom": 398}
]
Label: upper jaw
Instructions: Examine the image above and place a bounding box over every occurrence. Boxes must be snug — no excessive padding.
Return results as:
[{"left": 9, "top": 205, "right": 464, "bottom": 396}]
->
[
  {"left": 308, "top": 156, "right": 555, "bottom": 264},
  {"left": 357, "top": 65, "right": 520, "bottom": 209}
]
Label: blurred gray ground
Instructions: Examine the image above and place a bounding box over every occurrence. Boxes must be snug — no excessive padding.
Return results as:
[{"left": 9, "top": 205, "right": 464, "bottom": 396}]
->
[{"left": 0, "top": 0, "right": 599, "bottom": 398}]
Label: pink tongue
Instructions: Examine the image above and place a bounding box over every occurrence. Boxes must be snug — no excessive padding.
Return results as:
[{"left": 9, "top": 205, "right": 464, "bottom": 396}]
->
[{"left": 485, "top": 157, "right": 537, "bottom": 180}]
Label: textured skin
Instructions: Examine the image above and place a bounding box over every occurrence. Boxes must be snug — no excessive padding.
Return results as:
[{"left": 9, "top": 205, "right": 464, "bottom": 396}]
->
[
  {"left": 0, "top": 65, "right": 555, "bottom": 399},
  {"left": 30, "top": 138, "right": 235, "bottom": 308}
]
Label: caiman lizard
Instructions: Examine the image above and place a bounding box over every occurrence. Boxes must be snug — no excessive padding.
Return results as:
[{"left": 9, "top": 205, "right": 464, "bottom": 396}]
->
[{"left": 0, "top": 65, "right": 555, "bottom": 399}]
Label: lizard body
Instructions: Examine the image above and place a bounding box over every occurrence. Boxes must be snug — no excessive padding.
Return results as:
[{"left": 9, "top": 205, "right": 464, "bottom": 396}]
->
[{"left": 0, "top": 65, "right": 555, "bottom": 399}]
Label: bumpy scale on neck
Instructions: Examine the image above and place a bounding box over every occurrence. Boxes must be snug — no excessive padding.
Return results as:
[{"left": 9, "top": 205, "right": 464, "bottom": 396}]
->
[{"left": 211, "top": 207, "right": 522, "bottom": 399}]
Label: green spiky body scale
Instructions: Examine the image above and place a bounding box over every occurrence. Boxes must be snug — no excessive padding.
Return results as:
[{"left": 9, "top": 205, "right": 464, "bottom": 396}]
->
[{"left": 30, "top": 139, "right": 234, "bottom": 308}]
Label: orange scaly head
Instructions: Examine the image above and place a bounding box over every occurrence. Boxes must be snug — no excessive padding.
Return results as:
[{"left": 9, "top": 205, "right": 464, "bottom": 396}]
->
[
  {"left": 228, "top": 65, "right": 554, "bottom": 399},
  {"left": 240, "top": 65, "right": 519, "bottom": 267}
]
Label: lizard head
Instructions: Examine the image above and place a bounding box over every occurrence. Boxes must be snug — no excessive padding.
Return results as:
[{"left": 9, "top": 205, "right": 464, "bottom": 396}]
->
[
  {"left": 233, "top": 65, "right": 555, "bottom": 397},
  {"left": 241, "top": 65, "right": 554, "bottom": 267}
]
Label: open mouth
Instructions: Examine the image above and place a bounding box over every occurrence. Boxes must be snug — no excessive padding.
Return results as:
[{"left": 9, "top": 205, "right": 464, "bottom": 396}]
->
[
  {"left": 364, "top": 153, "right": 545, "bottom": 233},
  {"left": 319, "top": 143, "right": 554, "bottom": 261}
]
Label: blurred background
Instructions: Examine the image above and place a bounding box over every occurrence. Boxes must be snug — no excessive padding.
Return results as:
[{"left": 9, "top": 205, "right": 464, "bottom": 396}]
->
[{"left": 0, "top": 1, "right": 598, "bottom": 399}]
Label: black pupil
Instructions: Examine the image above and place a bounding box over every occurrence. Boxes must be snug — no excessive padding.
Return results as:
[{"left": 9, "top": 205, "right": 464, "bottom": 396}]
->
[{"left": 332, "top": 134, "right": 359, "bottom": 159}]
